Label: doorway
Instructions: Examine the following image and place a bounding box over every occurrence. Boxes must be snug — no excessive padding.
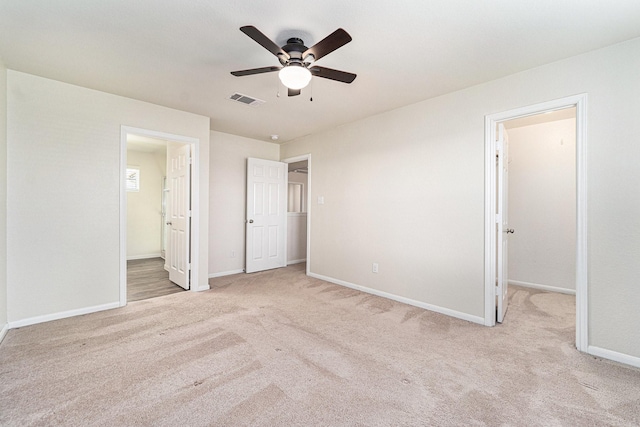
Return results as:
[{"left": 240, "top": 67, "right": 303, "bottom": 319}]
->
[
  {"left": 284, "top": 154, "right": 311, "bottom": 275},
  {"left": 120, "top": 126, "right": 200, "bottom": 306},
  {"left": 287, "top": 159, "right": 308, "bottom": 266},
  {"left": 125, "top": 134, "right": 184, "bottom": 301},
  {"left": 484, "top": 94, "right": 588, "bottom": 352},
  {"left": 126, "top": 135, "right": 167, "bottom": 263},
  {"left": 504, "top": 108, "right": 577, "bottom": 295}
]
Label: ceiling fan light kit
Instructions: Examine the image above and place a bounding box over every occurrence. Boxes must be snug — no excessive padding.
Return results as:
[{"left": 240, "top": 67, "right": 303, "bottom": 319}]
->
[
  {"left": 231, "top": 25, "right": 356, "bottom": 97},
  {"left": 278, "top": 63, "right": 312, "bottom": 89}
]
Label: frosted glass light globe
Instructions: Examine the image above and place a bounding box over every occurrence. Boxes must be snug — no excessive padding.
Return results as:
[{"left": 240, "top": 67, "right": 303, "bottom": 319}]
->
[{"left": 278, "top": 65, "right": 312, "bottom": 90}]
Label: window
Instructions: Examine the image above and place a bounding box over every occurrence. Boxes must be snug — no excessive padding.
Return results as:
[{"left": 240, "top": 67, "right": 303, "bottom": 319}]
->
[{"left": 126, "top": 167, "right": 140, "bottom": 192}]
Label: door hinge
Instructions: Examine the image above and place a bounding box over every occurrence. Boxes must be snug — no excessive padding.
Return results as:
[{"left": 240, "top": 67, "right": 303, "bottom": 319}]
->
[
  {"left": 495, "top": 286, "right": 500, "bottom": 297},
  {"left": 495, "top": 214, "right": 501, "bottom": 224},
  {"left": 188, "top": 210, "right": 192, "bottom": 218},
  {"left": 187, "top": 263, "right": 191, "bottom": 271},
  {"left": 188, "top": 157, "right": 193, "bottom": 165}
]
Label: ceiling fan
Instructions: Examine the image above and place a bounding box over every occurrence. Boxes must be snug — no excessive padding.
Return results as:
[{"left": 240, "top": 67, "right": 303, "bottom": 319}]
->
[{"left": 230, "top": 25, "right": 357, "bottom": 97}]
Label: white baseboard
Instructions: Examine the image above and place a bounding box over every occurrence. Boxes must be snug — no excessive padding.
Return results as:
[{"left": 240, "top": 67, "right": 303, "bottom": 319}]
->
[
  {"left": 0, "top": 323, "right": 8, "bottom": 343},
  {"left": 287, "top": 259, "right": 307, "bottom": 265},
  {"left": 127, "top": 253, "right": 162, "bottom": 261},
  {"left": 209, "top": 269, "right": 244, "bottom": 279},
  {"left": 588, "top": 345, "right": 640, "bottom": 369},
  {"left": 8, "top": 302, "right": 120, "bottom": 329},
  {"left": 509, "top": 280, "right": 576, "bottom": 295},
  {"left": 308, "top": 272, "right": 485, "bottom": 325}
]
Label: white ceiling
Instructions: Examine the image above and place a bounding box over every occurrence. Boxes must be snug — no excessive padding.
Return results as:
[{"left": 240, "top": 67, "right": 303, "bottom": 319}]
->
[{"left": 1, "top": 1, "right": 639, "bottom": 144}]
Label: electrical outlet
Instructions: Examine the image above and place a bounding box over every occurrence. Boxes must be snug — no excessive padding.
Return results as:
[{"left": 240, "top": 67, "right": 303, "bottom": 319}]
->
[
  {"left": 230, "top": 250, "right": 236, "bottom": 258},
  {"left": 372, "top": 263, "right": 379, "bottom": 273}
]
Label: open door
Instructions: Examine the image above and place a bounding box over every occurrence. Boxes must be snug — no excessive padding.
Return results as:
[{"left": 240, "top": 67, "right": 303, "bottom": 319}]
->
[
  {"left": 246, "top": 157, "right": 287, "bottom": 273},
  {"left": 496, "top": 123, "right": 511, "bottom": 322},
  {"left": 166, "top": 142, "right": 191, "bottom": 289}
]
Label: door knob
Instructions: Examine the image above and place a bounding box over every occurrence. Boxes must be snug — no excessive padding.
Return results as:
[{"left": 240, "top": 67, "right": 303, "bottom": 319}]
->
[
  {"left": 166, "top": 221, "right": 172, "bottom": 225},
  {"left": 505, "top": 228, "right": 515, "bottom": 234},
  {"left": 248, "top": 219, "right": 254, "bottom": 223}
]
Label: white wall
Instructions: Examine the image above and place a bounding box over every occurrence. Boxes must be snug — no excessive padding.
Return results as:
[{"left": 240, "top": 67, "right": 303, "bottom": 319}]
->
[
  {"left": 0, "top": 60, "right": 7, "bottom": 337},
  {"left": 7, "top": 71, "right": 210, "bottom": 323},
  {"left": 287, "top": 214, "right": 307, "bottom": 264},
  {"left": 281, "top": 38, "right": 640, "bottom": 359},
  {"left": 209, "top": 131, "right": 279, "bottom": 276},
  {"left": 507, "top": 118, "right": 576, "bottom": 292},
  {"left": 126, "top": 148, "right": 165, "bottom": 259},
  {"left": 281, "top": 97, "right": 487, "bottom": 322}
]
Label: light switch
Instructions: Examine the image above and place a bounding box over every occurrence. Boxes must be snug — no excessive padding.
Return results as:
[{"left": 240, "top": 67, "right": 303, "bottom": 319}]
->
[{"left": 318, "top": 196, "right": 324, "bottom": 205}]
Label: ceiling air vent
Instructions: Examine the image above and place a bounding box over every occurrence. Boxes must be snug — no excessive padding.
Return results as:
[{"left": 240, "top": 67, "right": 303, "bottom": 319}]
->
[{"left": 228, "top": 92, "right": 265, "bottom": 107}]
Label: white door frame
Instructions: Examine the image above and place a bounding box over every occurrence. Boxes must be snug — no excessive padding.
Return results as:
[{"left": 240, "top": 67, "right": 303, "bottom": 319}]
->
[
  {"left": 484, "top": 94, "right": 588, "bottom": 352},
  {"left": 120, "top": 126, "right": 201, "bottom": 306},
  {"left": 282, "top": 154, "right": 312, "bottom": 276}
]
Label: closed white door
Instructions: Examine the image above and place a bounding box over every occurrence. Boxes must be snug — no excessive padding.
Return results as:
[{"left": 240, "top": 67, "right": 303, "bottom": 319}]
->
[
  {"left": 497, "top": 124, "right": 511, "bottom": 322},
  {"left": 246, "top": 158, "right": 287, "bottom": 273},
  {"left": 167, "top": 143, "right": 191, "bottom": 289}
]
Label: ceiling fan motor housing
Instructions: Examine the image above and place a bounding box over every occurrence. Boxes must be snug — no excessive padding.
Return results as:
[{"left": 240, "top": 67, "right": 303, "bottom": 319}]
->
[{"left": 279, "top": 38, "right": 308, "bottom": 65}]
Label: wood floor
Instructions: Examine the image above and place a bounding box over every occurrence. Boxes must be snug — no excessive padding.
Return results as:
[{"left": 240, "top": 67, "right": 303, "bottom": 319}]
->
[{"left": 127, "top": 257, "right": 185, "bottom": 302}]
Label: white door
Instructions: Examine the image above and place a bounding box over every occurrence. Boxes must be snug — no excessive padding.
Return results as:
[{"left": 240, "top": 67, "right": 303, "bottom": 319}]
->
[
  {"left": 246, "top": 158, "right": 287, "bottom": 273},
  {"left": 496, "top": 123, "right": 511, "bottom": 322},
  {"left": 166, "top": 143, "right": 191, "bottom": 289}
]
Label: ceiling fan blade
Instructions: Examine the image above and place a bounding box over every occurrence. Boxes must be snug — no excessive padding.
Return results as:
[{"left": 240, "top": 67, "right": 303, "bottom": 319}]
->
[
  {"left": 288, "top": 88, "right": 301, "bottom": 97},
  {"left": 240, "top": 26, "right": 290, "bottom": 60},
  {"left": 310, "top": 66, "right": 357, "bottom": 84},
  {"left": 231, "top": 66, "right": 281, "bottom": 77},
  {"left": 303, "top": 28, "right": 352, "bottom": 62}
]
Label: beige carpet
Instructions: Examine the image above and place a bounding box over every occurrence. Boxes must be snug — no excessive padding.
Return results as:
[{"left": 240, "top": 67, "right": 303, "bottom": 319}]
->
[{"left": 1, "top": 263, "right": 639, "bottom": 426}]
